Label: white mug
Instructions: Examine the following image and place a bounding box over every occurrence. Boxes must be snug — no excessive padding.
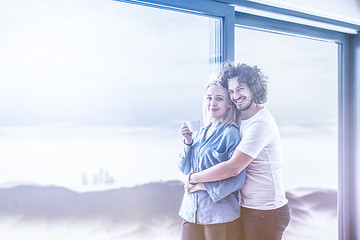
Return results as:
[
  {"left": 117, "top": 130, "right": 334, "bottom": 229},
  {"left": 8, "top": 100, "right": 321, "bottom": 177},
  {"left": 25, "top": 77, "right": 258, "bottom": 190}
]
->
[{"left": 186, "top": 120, "right": 200, "bottom": 132}]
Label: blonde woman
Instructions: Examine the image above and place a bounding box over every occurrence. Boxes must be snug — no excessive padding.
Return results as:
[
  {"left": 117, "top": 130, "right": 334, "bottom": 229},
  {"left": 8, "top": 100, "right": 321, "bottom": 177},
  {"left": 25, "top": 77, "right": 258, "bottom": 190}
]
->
[{"left": 178, "top": 81, "right": 246, "bottom": 240}]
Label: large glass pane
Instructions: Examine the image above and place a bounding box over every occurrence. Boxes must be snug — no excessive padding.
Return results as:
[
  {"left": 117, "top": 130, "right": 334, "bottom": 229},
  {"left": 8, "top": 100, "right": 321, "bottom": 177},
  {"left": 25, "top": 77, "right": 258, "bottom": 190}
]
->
[
  {"left": 0, "top": 1, "right": 219, "bottom": 239},
  {"left": 235, "top": 27, "right": 338, "bottom": 240}
]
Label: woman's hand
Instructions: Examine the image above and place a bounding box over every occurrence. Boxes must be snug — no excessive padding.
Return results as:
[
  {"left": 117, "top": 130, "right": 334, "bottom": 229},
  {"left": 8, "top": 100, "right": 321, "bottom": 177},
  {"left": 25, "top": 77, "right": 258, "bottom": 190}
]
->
[
  {"left": 179, "top": 122, "right": 192, "bottom": 144},
  {"left": 185, "top": 182, "right": 206, "bottom": 194}
]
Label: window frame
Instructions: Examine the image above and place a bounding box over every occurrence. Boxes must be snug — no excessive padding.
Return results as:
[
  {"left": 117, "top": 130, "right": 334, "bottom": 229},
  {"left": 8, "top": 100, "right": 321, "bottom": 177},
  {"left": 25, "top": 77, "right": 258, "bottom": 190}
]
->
[
  {"left": 114, "top": 0, "right": 235, "bottom": 63},
  {"left": 114, "top": 0, "right": 360, "bottom": 238}
]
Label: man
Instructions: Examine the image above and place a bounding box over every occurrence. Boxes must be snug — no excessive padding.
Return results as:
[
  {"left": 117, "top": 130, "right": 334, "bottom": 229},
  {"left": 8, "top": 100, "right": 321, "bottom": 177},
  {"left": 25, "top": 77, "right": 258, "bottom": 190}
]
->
[{"left": 187, "top": 62, "right": 290, "bottom": 240}]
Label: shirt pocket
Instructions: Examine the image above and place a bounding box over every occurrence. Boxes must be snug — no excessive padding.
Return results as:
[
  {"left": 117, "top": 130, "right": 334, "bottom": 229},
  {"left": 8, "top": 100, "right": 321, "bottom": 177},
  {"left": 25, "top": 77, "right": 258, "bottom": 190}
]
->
[{"left": 209, "top": 148, "right": 228, "bottom": 163}]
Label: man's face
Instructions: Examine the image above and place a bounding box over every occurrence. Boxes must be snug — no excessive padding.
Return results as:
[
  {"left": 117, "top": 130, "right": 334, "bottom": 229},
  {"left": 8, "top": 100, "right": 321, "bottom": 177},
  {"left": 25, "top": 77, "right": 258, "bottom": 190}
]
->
[{"left": 228, "top": 77, "right": 253, "bottom": 112}]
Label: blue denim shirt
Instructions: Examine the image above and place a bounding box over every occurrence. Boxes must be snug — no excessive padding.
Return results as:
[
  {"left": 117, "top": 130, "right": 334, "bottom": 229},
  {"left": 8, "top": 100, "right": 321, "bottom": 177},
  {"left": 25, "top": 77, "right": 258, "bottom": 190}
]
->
[{"left": 178, "top": 123, "right": 246, "bottom": 224}]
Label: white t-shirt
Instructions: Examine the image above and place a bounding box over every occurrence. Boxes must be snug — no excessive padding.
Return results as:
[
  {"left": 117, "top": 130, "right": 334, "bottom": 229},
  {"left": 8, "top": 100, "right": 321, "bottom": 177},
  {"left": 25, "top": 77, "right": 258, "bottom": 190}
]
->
[{"left": 237, "top": 108, "right": 288, "bottom": 210}]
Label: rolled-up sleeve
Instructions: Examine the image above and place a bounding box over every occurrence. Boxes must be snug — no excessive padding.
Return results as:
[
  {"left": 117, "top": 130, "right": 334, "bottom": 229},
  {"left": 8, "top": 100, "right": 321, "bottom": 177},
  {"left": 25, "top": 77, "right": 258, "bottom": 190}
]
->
[
  {"left": 204, "top": 169, "right": 246, "bottom": 203},
  {"left": 178, "top": 146, "right": 193, "bottom": 175}
]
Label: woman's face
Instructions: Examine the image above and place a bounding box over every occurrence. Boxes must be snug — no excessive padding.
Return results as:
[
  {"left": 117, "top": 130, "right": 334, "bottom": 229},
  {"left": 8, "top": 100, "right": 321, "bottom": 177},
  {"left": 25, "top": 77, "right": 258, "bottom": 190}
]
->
[{"left": 206, "top": 85, "right": 231, "bottom": 122}]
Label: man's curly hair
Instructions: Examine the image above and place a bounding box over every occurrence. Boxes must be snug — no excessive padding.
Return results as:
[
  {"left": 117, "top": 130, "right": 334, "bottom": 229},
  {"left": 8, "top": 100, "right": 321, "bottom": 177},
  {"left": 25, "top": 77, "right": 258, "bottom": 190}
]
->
[{"left": 218, "top": 62, "right": 268, "bottom": 104}]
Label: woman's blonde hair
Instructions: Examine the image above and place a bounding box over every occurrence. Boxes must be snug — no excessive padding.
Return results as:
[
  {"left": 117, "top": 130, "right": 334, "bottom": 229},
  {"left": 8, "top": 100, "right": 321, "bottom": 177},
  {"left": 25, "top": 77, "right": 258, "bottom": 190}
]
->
[{"left": 202, "top": 80, "right": 239, "bottom": 129}]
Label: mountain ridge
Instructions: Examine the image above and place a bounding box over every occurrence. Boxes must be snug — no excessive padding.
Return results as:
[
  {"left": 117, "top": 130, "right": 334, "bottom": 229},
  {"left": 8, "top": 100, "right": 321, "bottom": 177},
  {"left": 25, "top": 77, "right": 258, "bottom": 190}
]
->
[
  {"left": 0, "top": 180, "right": 184, "bottom": 224},
  {"left": 0, "top": 180, "right": 336, "bottom": 225}
]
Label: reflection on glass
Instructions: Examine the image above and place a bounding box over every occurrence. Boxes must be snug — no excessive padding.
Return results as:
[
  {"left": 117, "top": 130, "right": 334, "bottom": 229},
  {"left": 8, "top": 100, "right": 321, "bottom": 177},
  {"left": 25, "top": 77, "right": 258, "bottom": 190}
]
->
[
  {"left": 0, "top": 1, "right": 219, "bottom": 239},
  {"left": 235, "top": 26, "right": 338, "bottom": 240}
]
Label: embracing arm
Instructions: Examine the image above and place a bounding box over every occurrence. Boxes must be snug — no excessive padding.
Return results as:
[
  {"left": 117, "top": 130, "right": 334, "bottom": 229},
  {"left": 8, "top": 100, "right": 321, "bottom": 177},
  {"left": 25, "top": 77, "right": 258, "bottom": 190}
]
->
[{"left": 190, "top": 149, "right": 253, "bottom": 184}]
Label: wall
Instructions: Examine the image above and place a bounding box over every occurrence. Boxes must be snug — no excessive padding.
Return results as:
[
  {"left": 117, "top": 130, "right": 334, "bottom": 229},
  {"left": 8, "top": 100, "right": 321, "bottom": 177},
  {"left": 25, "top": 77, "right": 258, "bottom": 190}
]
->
[{"left": 251, "top": 0, "right": 360, "bottom": 23}]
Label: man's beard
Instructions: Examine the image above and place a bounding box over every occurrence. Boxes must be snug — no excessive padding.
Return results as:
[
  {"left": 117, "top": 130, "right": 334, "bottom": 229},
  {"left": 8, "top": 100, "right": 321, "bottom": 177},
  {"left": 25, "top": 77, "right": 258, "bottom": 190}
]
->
[{"left": 237, "top": 99, "right": 253, "bottom": 112}]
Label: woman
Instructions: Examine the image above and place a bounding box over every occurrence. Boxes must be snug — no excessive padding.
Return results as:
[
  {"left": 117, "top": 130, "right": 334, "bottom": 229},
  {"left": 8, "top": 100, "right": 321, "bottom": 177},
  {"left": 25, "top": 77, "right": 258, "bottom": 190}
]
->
[{"left": 178, "top": 80, "right": 246, "bottom": 240}]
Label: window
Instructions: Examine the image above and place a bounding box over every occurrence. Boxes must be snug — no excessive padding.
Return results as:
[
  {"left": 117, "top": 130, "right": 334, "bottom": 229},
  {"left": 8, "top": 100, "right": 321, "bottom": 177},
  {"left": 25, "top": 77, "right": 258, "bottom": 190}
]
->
[
  {"left": 0, "top": 0, "right": 214, "bottom": 189},
  {"left": 0, "top": 1, "right": 226, "bottom": 239},
  {"left": 235, "top": 26, "right": 338, "bottom": 239},
  {"left": 0, "top": 1, "right": 359, "bottom": 239}
]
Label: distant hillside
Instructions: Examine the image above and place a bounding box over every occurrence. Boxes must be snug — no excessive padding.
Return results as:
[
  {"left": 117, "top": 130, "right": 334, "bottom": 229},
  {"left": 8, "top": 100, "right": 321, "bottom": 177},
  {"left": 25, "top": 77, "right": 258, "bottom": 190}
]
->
[
  {"left": 0, "top": 180, "right": 184, "bottom": 225},
  {"left": 0, "top": 181, "right": 338, "bottom": 240},
  {"left": 0, "top": 181, "right": 337, "bottom": 227},
  {"left": 285, "top": 188, "right": 337, "bottom": 227}
]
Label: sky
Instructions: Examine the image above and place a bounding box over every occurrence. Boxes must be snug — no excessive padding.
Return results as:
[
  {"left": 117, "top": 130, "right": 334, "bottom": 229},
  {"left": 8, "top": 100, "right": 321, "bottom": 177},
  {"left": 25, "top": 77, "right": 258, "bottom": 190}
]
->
[
  {"left": 235, "top": 27, "right": 338, "bottom": 124},
  {"left": 0, "top": 0, "right": 338, "bottom": 127},
  {"left": 0, "top": 0, "right": 208, "bottom": 128},
  {"left": 0, "top": 0, "right": 339, "bottom": 190}
]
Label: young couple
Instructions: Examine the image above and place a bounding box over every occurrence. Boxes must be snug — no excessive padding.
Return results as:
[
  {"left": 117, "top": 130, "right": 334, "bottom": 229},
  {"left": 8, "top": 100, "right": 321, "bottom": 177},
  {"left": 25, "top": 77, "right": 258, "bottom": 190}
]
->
[{"left": 178, "top": 62, "right": 290, "bottom": 240}]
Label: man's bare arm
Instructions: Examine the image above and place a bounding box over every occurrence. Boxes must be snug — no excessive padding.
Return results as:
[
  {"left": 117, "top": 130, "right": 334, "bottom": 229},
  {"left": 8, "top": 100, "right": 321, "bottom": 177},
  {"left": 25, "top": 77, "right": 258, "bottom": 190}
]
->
[{"left": 190, "top": 149, "right": 253, "bottom": 184}]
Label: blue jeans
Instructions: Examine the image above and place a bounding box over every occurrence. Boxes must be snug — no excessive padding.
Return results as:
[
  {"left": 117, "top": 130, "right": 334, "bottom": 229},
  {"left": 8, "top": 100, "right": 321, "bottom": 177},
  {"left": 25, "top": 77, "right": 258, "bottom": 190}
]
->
[
  {"left": 181, "top": 218, "right": 241, "bottom": 240},
  {"left": 239, "top": 204, "right": 290, "bottom": 240}
]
